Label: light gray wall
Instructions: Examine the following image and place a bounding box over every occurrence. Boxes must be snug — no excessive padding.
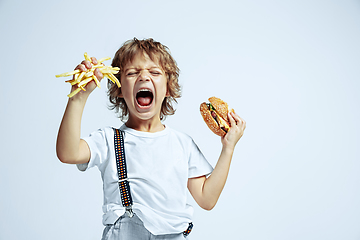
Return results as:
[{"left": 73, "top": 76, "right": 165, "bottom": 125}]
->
[{"left": 1, "top": 0, "right": 359, "bottom": 239}]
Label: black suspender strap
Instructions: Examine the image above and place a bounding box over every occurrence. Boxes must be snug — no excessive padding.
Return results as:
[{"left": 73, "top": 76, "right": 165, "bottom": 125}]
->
[
  {"left": 183, "top": 222, "right": 193, "bottom": 237},
  {"left": 113, "top": 128, "right": 133, "bottom": 217}
]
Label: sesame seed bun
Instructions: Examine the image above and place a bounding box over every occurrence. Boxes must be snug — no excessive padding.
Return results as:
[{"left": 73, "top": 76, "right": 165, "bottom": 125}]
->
[{"left": 200, "top": 97, "right": 234, "bottom": 137}]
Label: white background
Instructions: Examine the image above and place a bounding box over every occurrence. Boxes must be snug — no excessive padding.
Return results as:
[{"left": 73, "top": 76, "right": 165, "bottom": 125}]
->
[{"left": 1, "top": 0, "right": 359, "bottom": 239}]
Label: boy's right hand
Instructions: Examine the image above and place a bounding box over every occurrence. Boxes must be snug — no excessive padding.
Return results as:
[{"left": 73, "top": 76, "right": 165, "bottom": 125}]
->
[
  {"left": 57, "top": 55, "right": 107, "bottom": 164},
  {"left": 71, "top": 57, "right": 104, "bottom": 98}
]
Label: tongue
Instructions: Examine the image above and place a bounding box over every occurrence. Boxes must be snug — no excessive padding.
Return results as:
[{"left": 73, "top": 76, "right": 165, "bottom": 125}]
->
[{"left": 137, "top": 96, "right": 152, "bottom": 106}]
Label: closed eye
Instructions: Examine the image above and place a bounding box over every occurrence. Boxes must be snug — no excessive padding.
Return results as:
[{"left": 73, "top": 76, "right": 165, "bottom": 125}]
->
[{"left": 126, "top": 71, "right": 138, "bottom": 76}]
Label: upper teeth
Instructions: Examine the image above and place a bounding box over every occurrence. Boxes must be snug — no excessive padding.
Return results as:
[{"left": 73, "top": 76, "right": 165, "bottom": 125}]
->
[{"left": 138, "top": 89, "right": 151, "bottom": 93}]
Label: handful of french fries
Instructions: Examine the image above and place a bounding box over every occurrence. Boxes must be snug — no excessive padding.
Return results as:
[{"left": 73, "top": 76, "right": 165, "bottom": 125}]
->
[{"left": 56, "top": 52, "right": 121, "bottom": 98}]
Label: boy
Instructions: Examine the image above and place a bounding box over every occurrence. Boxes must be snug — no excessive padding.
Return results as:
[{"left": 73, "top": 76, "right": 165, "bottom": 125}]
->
[{"left": 56, "top": 38, "right": 246, "bottom": 240}]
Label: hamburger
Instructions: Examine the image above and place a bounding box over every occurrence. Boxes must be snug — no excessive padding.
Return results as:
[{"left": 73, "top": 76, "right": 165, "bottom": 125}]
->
[{"left": 200, "top": 97, "right": 234, "bottom": 137}]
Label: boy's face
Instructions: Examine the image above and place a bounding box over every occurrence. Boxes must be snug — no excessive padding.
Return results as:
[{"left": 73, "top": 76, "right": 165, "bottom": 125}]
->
[{"left": 119, "top": 52, "right": 169, "bottom": 123}]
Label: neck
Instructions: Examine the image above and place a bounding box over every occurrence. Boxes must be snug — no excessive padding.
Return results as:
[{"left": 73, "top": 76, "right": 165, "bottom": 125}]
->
[{"left": 125, "top": 115, "right": 165, "bottom": 133}]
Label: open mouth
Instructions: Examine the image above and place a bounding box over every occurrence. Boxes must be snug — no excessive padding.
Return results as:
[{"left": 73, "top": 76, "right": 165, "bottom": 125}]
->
[{"left": 136, "top": 89, "right": 154, "bottom": 107}]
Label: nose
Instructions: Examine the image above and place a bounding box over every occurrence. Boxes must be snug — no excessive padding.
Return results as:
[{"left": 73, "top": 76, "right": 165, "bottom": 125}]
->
[{"left": 139, "top": 70, "right": 150, "bottom": 81}]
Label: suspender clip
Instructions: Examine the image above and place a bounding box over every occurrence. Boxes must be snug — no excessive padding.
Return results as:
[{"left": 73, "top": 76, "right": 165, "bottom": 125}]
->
[{"left": 125, "top": 206, "right": 134, "bottom": 218}]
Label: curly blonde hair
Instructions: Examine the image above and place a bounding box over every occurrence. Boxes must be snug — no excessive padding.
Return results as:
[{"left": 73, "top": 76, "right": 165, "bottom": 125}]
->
[{"left": 107, "top": 38, "right": 181, "bottom": 121}]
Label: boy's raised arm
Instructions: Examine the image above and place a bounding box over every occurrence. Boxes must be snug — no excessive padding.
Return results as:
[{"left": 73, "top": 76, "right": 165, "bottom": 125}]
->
[
  {"left": 188, "top": 112, "right": 246, "bottom": 210},
  {"left": 56, "top": 58, "right": 103, "bottom": 164}
]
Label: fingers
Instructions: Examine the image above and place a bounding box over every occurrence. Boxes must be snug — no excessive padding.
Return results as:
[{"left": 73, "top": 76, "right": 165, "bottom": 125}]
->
[
  {"left": 228, "top": 112, "right": 236, "bottom": 127},
  {"left": 228, "top": 112, "right": 246, "bottom": 130},
  {"left": 74, "top": 56, "right": 104, "bottom": 81},
  {"left": 82, "top": 60, "right": 92, "bottom": 69},
  {"left": 94, "top": 68, "right": 104, "bottom": 80},
  {"left": 75, "top": 56, "right": 99, "bottom": 71},
  {"left": 74, "top": 61, "right": 90, "bottom": 73},
  {"left": 75, "top": 62, "right": 87, "bottom": 72},
  {"left": 235, "top": 113, "right": 246, "bottom": 131},
  {"left": 90, "top": 57, "right": 98, "bottom": 65},
  {"left": 222, "top": 112, "right": 246, "bottom": 147}
]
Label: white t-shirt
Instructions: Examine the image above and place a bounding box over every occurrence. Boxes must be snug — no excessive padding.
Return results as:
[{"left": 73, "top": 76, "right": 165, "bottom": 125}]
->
[{"left": 77, "top": 124, "right": 213, "bottom": 235}]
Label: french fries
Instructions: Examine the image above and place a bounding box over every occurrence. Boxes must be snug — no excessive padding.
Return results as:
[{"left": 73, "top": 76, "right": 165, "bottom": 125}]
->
[{"left": 56, "top": 52, "right": 121, "bottom": 98}]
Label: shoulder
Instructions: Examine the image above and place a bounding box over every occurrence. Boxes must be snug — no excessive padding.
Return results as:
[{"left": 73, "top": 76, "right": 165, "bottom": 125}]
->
[
  {"left": 166, "top": 126, "right": 193, "bottom": 141},
  {"left": 83, "top": 126, "right": 119, "bottom": 145},
  {"left": 165, "top": 126, "right": 199, "bottom": 152},
  {"left": 87, "top": 126, "right": 115, "bottom": 137}
]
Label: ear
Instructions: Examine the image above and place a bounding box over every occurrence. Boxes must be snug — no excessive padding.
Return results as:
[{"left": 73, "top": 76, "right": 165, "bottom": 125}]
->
[
  {"left": 165, "top": 87, "right": 170, "bottom": 97},
  {"left": 118, "top": 88, "right": 123, "bottom": 98}
]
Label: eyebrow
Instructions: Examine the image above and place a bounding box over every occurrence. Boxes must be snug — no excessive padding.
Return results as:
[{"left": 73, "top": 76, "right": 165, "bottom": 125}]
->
[{"left": 125, "top": 66, "right": 163, "bottom": 72}]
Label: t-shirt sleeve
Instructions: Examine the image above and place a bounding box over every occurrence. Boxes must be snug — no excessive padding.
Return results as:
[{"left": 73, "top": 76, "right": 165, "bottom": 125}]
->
[
  {"left": 188, "top": 139, "right": 213, "bottom": 178},
  {"left": 76, "top": 127, "right": 111, "bottom": 172}
]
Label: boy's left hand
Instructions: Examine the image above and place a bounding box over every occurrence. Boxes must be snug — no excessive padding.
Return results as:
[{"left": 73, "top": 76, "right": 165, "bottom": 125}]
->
[{"left": 221, "top": 112, "right": 246, "bottom": 149}]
